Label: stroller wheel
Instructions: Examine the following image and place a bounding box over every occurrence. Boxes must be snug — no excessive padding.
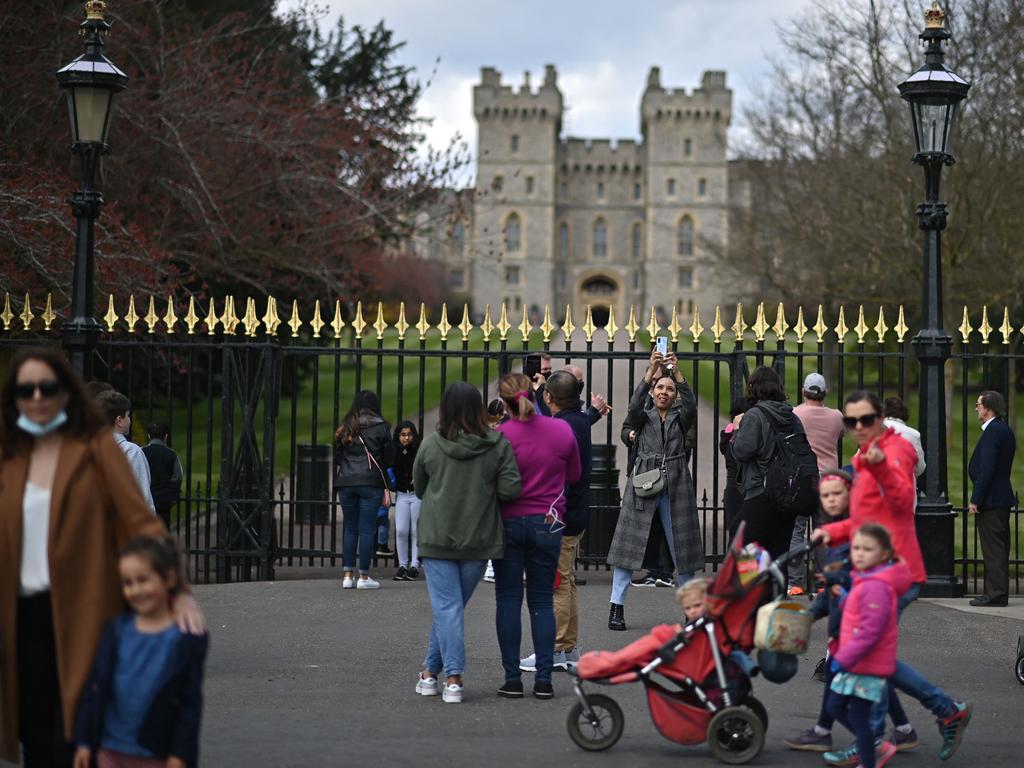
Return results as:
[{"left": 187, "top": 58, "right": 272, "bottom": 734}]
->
[
  {"left": 706, "top": 706, "right": 765, "bottom": 765},
  {"left": 1016, "top": 655, "right": 1024, "bottom": 686},
  {"left": 566, "top": 694, "right": 624, "bottom": 751},
  {"left": 743, "top": 695, "right": 769, "bottom": 731}
]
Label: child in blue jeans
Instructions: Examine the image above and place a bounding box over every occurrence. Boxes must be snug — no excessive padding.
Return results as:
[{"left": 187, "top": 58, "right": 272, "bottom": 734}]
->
[{"left": 74, "top": 536, "right": 208, "bottom": 768}]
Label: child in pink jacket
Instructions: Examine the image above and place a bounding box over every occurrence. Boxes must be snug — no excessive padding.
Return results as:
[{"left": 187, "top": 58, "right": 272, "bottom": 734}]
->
[{"left": 826, "top": 523, "right": 912, "bottom": 768}]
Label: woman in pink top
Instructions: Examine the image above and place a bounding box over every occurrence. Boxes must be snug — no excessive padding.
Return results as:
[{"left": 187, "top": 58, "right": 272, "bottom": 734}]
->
[{"left": 494, "top": 373, "right": 581, "bottom": 700}]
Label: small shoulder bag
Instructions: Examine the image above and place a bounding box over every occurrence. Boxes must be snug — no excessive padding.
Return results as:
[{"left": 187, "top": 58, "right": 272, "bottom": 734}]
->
[
  {"left": 631, "top": 452, "right": 667, "bottom": 498},
  {"left": 359, "top": 436, "right": 392, "bottom": 508}
]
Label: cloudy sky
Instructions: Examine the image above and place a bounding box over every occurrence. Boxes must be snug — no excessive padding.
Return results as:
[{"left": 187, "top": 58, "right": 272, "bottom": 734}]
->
[{"left": 282, "top": 0, "right": 817, "bottom": 180}]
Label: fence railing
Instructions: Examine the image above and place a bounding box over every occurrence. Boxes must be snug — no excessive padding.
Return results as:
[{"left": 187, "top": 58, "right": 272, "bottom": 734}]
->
[{"left": 1, "top": 292, "right": 1020, "bottom": 594}]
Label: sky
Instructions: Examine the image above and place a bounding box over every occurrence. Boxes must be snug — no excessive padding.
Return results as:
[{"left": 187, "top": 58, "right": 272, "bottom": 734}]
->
[{"left": 280, "top": 0, "right": 817, "bottom": 181}]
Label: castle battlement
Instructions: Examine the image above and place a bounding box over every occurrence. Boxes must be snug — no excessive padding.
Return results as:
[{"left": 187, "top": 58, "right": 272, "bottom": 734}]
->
[
  {"left": 558, "top": 137, "right": 644, "bottom": 170},
  {"left": 473, "top": 65, "right": 563, "bottom": 119},
  {"left": 641, "top": 67, "right": 731, "bottom": 123}
]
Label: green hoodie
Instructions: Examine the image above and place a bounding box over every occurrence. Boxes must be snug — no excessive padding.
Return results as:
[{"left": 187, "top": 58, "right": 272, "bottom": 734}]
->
[{"left": 413, "top": 429, "right": 521, "bottom": 560}]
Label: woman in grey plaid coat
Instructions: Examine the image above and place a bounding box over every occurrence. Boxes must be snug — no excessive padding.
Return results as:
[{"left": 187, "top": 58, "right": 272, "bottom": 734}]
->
[{"left": 605, "top": 349, "right": 703, "bottom": 631}]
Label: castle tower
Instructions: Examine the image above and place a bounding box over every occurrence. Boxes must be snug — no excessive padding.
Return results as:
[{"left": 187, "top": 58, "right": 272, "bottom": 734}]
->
[
  {"left": 471, "top": 65, "right": 563, "bottom": 319},
  {"left": 641, "top": 68, "right": 731, "bottom": 323}
]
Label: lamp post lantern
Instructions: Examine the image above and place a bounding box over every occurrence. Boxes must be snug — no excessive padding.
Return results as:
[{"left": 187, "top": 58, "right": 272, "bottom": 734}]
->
[
  {"left": 898, "top": 2, "right": 970, "bottom": 597},
  {"left": 56, "top": 0, "right": 128, "bottom": 377}
]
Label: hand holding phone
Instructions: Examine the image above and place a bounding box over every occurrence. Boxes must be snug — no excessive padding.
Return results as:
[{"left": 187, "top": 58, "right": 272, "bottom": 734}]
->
[{"left": 656, "top": 336, "right": 673, "bottom": 369}]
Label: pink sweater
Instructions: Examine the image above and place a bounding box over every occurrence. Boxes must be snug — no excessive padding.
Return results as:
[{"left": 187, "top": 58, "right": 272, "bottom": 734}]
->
[{"left": 497, "top": 415, "right": 581, "bottom": 520}]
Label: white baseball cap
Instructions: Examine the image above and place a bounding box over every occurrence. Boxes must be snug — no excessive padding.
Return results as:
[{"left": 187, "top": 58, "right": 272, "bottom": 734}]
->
[{"left": 803, "top": 372, "right": 827, "bottom": 395}]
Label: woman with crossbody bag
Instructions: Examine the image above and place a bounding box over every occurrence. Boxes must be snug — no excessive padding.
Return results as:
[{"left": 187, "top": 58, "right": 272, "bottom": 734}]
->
[
  {"left": 334, "top": 390, "right": 392, "bottom": 589},
  {"left": 605, "top": 349, "right": 703, "bottom": 631}
]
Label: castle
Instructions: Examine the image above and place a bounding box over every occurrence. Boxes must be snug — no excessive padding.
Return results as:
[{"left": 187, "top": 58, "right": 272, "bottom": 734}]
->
[{"left": 415, "top": 65, "right": 743, "bottom": 329}]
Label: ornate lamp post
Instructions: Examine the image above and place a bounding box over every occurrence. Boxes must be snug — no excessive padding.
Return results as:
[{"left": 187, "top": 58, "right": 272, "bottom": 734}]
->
[
  {"left": 56, "top": 1, "right": 128, "bottom": 377},
  {"left": 898, "top": 2, "right": 970, "bottom": 597}
]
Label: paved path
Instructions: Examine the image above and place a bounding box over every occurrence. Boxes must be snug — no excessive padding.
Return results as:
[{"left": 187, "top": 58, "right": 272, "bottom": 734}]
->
[{"left": 195, "top": 574, "right": 1023, "bottom": 766}]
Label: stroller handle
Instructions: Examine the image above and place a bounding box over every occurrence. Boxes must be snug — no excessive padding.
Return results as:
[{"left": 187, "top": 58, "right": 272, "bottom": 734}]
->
[{"left": 773, "top": 540, "right": 815, "bottom": 569}]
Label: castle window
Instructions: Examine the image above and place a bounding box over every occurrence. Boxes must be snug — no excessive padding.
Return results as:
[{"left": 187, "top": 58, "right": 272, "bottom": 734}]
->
[
  {"left": 678, "top": 267, "right": 693, "bottom": 289},
  {"left": 505, "top": 213, "right": 521, "bottom": 252},
  {"left": 451, "top": 220, "right": 465, "bottom": 256},
  {"left": 698, "top": 177, "right": 707, "bottom": 196},
  {"left": 632, "top": 223, "right": 642, "bottom": 260},
  {"left": 632, "top": 271, "right": 641, "bottom": 290},
  {"left": 449, "top": 268, "right": 466, "bottom": 291},
  {"left": 596, "top": 182, "right": 605, "bottom": 199},
  {"left": 633, "top": 183, "right": 642, "bottom": 200},
  {"left": 559, "top": 182, "right": 568, "bottom": 199},
  {"left": 678, "top": 216, "right": 694, "bottom": 256},
  {"left": 559, "top": 223, "right": 569, "bottom": 259},
  {"left": 493, "top": 175, "right": 504, "bottom": 192},
  {"left": 684, "top": 138, "right": 692, "bottom": 157},
  {"left": 526, "top": 176, "right": 535, "bottom": 195},
  {"left": 505, "top": 266, "right": 521, "bottom": 286},
  {"left": 557, "top": 267, "right": 567, "bottom": 290},
  {"left": 592, "top": 219, "right": 608, "bottom": 258},
  {"left": 511, "top": 134, "right": 520, "bottom": 152},
  {"left": 666, "top": 178, "right": 676, "bottom": 196},
  {"left": 514, "top": 296, "right": 522, "bottom": 311}
]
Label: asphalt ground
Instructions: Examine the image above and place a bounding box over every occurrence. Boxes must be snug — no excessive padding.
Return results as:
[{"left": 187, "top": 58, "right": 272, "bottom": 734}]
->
[{"left": 194, "top": 570, "right": 1024, "bottom": 767}]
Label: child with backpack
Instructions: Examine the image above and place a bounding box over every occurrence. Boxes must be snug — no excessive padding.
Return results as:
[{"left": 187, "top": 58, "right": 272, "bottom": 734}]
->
[
  {"left": 784, "top": 469, "right": 853, "bottom": 753},
  {"left": 74, "top": 536, "right": 208, "bottom": 768},
  {"left": 391, "top": 421, "right": 422, "bottom": 580}
]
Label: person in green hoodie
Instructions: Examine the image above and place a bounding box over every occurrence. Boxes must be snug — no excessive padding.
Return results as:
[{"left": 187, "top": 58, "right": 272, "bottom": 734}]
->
[{"left": 413, "top": 382, "right": 521, "bottom": 704}]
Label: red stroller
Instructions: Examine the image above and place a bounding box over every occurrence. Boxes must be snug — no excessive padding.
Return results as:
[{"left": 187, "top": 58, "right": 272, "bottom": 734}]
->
[{"left": 566, "top": 528, "right": 811, "bottom": 764}]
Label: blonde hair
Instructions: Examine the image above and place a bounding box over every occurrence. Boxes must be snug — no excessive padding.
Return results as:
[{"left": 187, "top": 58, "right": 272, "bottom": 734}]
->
[
  {"left": 675, "top": 576, "right": 709, "bottom": 604},
  {"left": 499, "top": 372, "right": 535, "bottom": 421}
]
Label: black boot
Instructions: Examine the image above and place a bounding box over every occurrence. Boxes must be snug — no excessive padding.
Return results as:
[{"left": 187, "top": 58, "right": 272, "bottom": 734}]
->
[{"left": 608, "top": 603, "right": 626, "bottom": 631}]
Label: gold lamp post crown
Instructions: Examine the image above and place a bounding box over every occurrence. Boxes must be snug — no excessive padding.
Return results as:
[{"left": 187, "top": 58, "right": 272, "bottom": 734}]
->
[{"left": 924, "top": 2, "right": 945, "bottom": 30}]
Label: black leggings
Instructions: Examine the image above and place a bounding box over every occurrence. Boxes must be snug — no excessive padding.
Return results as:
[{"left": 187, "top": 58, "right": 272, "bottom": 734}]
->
[
  {"left": 735, "top": 494, "right": 794, "bottom": 560},
  {"left": 827, "top": 693, "right": 877, "bottom": 768},
  {"left": 17, "top": 593, "right": 75, "bottom": 768}
]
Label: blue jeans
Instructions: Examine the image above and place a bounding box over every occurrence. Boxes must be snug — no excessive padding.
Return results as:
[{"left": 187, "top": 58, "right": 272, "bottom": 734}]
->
[
  {"left": 422, "top": 558, "right": 486, "bottom": 678},
  {"left": 494, "top": 515, "right": 562, "bottom": 684},
  {"left": 339, "top": 486, "right": 380, "bottom": 574},
  {"left": 610, "top": 493, "right": 693, "bottom": 605}
]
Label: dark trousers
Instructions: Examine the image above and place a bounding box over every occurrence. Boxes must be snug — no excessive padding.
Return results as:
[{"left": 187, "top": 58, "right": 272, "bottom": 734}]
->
[
  {"left": 977, "top": 507, "right": 1011, "bottom": 601},
  {"left": 735, "top": 493, "right": 795, "bottom": 561},
  {"left": 827, "top": 694, "right": 878, "bottom": 768},
  {"left": 17, "top": 593, "right": 75, "bottom": 768}
]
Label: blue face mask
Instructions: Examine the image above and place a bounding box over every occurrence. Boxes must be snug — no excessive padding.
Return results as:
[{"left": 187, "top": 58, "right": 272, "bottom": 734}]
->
[{"left": 17, "top": 410, "right": 68, "bottom": 437}]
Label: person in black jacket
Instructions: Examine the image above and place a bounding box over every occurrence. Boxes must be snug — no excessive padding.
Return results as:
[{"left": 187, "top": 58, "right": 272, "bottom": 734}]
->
[
  {"left": 391, "top": 421, "right": 422, "bottom": 581},
  {"left": 74, "top": 536, "right": 207, "bottom": 768},
  {"left": 335, "top": 390, "right": 392, "bottom": 590},
  {"left": 720, "top": 398, "right": 749, "bottom": 541},
  {"left": 143, "top": 423, "right": 183, "bottom": 527},
  {"left": 968, "top": 390, "right": 1017, "bottom": 607}
]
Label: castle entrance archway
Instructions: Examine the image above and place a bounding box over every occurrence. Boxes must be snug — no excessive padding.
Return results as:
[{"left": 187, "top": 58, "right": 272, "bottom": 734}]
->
[{"left": 578, "top": 274, "right": 620, "bottom": 330}]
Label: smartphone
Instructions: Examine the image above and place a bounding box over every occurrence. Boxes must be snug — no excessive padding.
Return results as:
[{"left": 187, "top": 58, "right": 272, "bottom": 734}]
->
[
  {"left": 524, "top": 353, "right": 543, "bottom": 380},
  {"left": 655, "top": 336, "right": 668, "bottom": 355}
]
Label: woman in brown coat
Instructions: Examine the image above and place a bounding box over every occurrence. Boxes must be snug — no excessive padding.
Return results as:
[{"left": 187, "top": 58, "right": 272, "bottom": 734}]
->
[{"left": 0, "top": 348, "right": 204, "bottom": 766}]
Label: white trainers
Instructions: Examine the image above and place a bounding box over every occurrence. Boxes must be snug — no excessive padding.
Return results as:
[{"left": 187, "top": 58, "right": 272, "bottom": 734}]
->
[
  {"left": 416, "top": 674, "right": 439, "bottom": 696},
  {"left": 519, "top": 653, "right": 537, "bottom": 672},
  {"left": 484, "top": 562, "right": 495, "bottom": 583},
  {"left": 356, "top": 577, "right": 380, "bottom": 590},
  {"left": 559, "top": 648, "right": 581, "bottom": 671},
  {"left": 442, "top": 682, "right": 463, "bottom": 703},
  {"left": 342, "top": 576, "right": 355, "bottom": 589}
]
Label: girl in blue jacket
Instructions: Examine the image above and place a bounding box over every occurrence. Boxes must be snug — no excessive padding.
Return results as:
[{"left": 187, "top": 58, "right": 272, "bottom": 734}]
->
[{"left": 74, "top": 536, "right": 208, "bottom": 768}]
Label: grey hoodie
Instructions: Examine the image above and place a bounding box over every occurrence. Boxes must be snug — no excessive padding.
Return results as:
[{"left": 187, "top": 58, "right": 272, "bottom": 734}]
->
[
  {"left": 413, "top": 430, "right": 521, "bottom": 560},
  {"left": 730, "top": 400, "right": 805, "bottom": 500}
]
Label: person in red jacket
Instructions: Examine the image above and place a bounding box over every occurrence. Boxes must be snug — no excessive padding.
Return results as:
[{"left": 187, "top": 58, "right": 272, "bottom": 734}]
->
[
  {"left": 827, "top": 523, "right": 912, "bottom": 768},
  {"left": 812, "top": 391, "right": 972, "bottom": 762}
]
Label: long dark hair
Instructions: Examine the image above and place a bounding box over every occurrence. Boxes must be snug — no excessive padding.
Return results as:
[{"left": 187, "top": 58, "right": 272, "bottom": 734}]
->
[
  {"left": 745, "top": 365, "right": 787, "bottom": 405},
  {"left": 1, "top": 347, "right": 104, "bottom": 456},
  {"left": 119, "top": 535, "right": 184, "bottom": 598},
  {"left": 393, "top": 420, "right": 421, "bottom": 451},
  {"left": 336, "top": 390, "right": 382, "bottom": 444},
  {"left": 438, "top": 382, "right": 489, "bottom": 440}
]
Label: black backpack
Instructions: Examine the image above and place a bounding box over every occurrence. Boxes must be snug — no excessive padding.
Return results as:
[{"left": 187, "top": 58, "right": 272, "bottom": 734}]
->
[{"left": 758, "top": 407, "right": 820, "bottom": 516}]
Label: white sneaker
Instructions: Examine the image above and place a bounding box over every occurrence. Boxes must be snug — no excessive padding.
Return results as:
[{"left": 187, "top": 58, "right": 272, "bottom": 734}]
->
[
  {"left": 342, "top": 576, "right": 355, "bottom": 589},
  {"left": 416, "top": 674, "right": 439, "bottom": 696},
  {"left": 484, "top": 562, "right": 495, "bottom": 583},
  {"left": 519, "top": 653, "right": 537, "bottom": 672},
  {"left": 559, "top": 648, "right": 581, "bottom": 671},
  {"left": 442, "top": 682, "right": 463, "bottom": 703},
  {"left": 356, "top": 577, "right": 380, "bottom": 590}
]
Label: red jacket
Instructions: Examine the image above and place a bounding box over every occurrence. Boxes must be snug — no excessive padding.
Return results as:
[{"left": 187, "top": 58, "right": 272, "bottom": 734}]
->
[
  {"left": 821, "top": 428, "right": 926, "bottom": 584},
  {"left": 834, "top": 561, "right": 912, "bottom": 676}
]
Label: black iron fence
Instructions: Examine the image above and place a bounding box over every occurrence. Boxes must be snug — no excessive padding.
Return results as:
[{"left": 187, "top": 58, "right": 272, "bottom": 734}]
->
[{"left": 1, "top": 293, "right": 1020, "bottom": 593}]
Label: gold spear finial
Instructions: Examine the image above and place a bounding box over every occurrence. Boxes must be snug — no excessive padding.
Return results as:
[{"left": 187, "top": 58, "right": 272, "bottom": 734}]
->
[
  {"left": 540, "top": 305, "right": 555, "bottom": 343},
  {"left": 711, "top": 305, "right": 725, "bottom": 344},
  {"left": 731, "top": 303, "right": 747, "bottom": 342},
  {"left": 646, "top": 305, "right": 660, "bottom": 341},
  {"left": 437, "top": 303, "right": 451, "bottom": 341},
  {"left": 999, "top": 307, "right": 1013, "bottom": 345},
  {"left": 373, "top": 301, "right": 389, "bottom": 339},
  {"left": 925, "top": 1, "right": 945, "bottom": 30},
  {"left": 0, "top": 293, "right": 13, "bottom": 330},
  {"left": 458, "top": 304, "right": 473, "bottom": 342},
  {"left": 184, "top": 296, "right": 200, "bottom": 334},
  {"left": 561, "top": 305, "right": 575, "bottom": 343},
  {"left": 221, "top": 296, "right": 240, "bottom": 335},
  {"left": 481, "top": 305, "right": 494, "bottom": 341},
  {"left": 144, "top": 296, "right": 159, "bottom": 334},
  {"left": 262, "top": 296, "right": 281, "bottom": 336},
  {"left": 604, "top": 304, "right": 619, "bottom": 340},
  {"left": 957, "top": 306, "right": 973, "bottom": 344},
  {"left": 582, "top": 305, "right": 596, "bottom": 343},
  {"left": 310, "top": 300, "right": 325, "bottom": 338},
  {"left": 978, "top": 305, "right": 993, "bottom": 344},
  {"left": 518, "top": 305, "right": 532, "bottom": 342},
  {"left": 625, "top": 305, "right": 640, "bottom": 343},
  {"left": 834, "top": 305, "right": 849, "bottom": 344},
  {"left": 288, "top": 300, "right": 303, "bottom": 337},
  {"left": 752, "top": 302, "right": 768, "bottom": 342},
  {"left": 18, "top": 293, "right": 34, "bottom": 330},
  {"left": 163, "top": 296, "right": 179, "bottom": 334},
  {"left": 242, "top": 297, "right": 259, "bottom": 337},
  {"left": 42, "top": 294, "right": 56, "bottom": 331},
  {"left": 352, "top": 300, "right": 366, "bottom": 339},
  {"left": 331, "top": 300, "right": 346, "bottom": 337},
  {"left": 793, "top": 306, "right": 808, "bottom": 344},
  {"left": 813, "top": 305, "right": 828, "bottom": 344},
  {"left": 395, "top": 302, "right": 409, "bottom": 340},
  {"left": 772, "top": 303, "right": 789, "bottom": 341},
  {"left": 415, "top": 303, "right": 429, "bottom": 341},
  {"left": 894, "top": 305, "right": 909, "bottom": 343},
  {"left": 689, "top": 305, "right": 704, "bottom": 342},
  {"left": 497, "top": 303, "right": 511, "bottom": 341},
  {"left": 853, "top": 305, "right": 868, "bottom": 345},
  {"left": 668, "top": 305, "right": 682, "bottom": 343},
  {"left": 103, "top": 294, "right": 119, "bottom": 332},
  {"left": 874, "top": 306, "right": 889, "bottom": 343},
  {"left": 203, "top": 298, "right": 219, "bottom": 335}
]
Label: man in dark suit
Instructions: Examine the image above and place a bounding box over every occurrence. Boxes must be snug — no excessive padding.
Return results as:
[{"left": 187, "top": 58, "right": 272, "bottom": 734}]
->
[{"left": 968, "top": 390, "right": 1016, "bottom": 607}]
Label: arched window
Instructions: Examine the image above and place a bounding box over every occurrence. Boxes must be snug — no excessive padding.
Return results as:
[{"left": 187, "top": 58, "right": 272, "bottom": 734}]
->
[
  {"left": 632, "top": 223, "right": 642, "bottom": 260},
  {"left": 451, "top": 220, "right": 464, "bottom": 256},
  {"left": 505, "top": 213, "right": 521, "bottom": 253},
  {"left": 678, "top": 216, "right": 694, "bottom": 256},
  {"left": 559, "top": 223, "right": 569, "bottom": 259},
  {"left": 593, "top": 218, "right": 608, "bottom": 258}
]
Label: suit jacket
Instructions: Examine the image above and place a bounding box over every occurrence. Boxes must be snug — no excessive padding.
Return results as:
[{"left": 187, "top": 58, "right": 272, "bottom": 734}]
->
[
  {"left": 968, "top": 418, "right": 1016, "bottom": 509},
  {"left": 0, "top": 432, "right": 166, "bottom": 762}
]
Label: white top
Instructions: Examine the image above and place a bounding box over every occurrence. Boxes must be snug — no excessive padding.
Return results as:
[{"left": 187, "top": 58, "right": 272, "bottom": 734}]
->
[
  {"left": 20, "top": 481, "right": 52, "bottom": 595},
  {"left": 981, "top": 416, "right": 995, "bottom": 431},
  {"left": 113, "top": 431, "right": 156, "bottom": 512}
]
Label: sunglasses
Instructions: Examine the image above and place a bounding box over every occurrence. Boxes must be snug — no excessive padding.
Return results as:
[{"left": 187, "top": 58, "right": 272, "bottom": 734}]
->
[
  {"left": 14, "top": 380, "right": 62, "bottom": 400},
  {"left": 842, "top": 413, "right": 879, "bottom": 429}
]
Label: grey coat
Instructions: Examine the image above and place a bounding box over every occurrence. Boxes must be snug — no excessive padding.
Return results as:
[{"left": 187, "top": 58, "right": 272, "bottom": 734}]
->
[
  {"left": 605, "top": 379, "right": 704, "bottom": 573},
  {"left": 731, "top": 400, "right": 804, "bottom": 501}
]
